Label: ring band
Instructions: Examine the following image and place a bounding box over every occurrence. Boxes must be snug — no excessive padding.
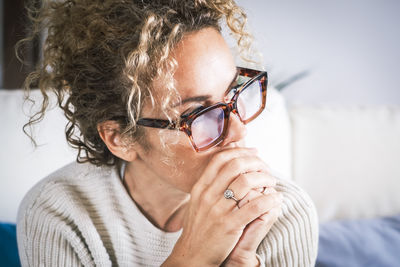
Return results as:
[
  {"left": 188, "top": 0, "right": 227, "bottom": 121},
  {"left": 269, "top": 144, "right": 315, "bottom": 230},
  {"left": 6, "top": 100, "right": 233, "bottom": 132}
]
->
[
  {"left": 261, "top": 186, "right": 267, "bottom": 193},
  {"left": 224, "top": 189, "right": 239, "bottom": 203}
]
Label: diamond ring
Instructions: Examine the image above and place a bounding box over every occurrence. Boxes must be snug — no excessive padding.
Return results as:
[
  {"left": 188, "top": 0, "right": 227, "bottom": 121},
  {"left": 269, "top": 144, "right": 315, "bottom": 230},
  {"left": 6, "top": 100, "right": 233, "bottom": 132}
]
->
[{"left": 224, "top": 189, "right": 239, "bottom": 204}]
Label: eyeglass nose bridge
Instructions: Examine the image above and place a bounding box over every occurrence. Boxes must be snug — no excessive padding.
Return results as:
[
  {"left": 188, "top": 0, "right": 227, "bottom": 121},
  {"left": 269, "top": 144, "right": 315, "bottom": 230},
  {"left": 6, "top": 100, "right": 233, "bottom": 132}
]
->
[{"left": 226, "top": 95, "right": 242, "bottom": 121}]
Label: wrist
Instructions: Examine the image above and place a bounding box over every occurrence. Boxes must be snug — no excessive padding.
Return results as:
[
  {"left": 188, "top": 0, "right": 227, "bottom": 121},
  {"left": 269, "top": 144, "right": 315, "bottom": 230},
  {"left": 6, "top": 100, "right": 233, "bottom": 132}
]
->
[
  {"left": 162, "top": 256, "right": 218, "bottom": 267},
  {"left": 161, "top": 256, "right": 189, "bottom": 267},
  {"left": 162, "top": 242, "right": 219, "bottom": 267},
  {"left": 162, "top": 249, "right": 196, "bottom": 267},
  {"left": 223, "top": 254, "right": 260, "bottom": 267}
]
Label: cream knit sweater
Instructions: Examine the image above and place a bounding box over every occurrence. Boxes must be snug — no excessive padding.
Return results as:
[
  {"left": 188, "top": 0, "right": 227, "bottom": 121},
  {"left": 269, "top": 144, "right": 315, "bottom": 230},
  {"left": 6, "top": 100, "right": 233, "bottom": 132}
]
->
[{"left": 17, "top": 161, "right": 318, "bottom": 266}]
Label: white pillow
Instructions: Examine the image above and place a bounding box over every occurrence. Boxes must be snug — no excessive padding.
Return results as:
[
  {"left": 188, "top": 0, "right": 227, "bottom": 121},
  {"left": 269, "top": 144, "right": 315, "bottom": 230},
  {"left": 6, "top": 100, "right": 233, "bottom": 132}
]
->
[
  {"left": 290, "top": 105, "right": 400, "bottom": 222},
  {"left": 0, "top": 90, "right": 76, "bottom": 223},
  {"left": 245, "top": 87, "right": 292, "bottom": 180}
]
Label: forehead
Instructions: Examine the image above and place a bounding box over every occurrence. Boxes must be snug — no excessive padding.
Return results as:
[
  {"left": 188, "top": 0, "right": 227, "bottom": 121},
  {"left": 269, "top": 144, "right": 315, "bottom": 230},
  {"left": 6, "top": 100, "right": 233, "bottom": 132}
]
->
[{"left": 172, "top": 27, "right": 237, "bottom": 101}]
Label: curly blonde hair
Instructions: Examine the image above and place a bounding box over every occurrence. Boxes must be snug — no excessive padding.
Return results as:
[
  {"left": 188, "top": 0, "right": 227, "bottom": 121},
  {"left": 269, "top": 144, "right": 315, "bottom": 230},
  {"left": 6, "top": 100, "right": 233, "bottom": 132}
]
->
[{"left": 20, "top": 0, "right": 253, "bottom": 167}]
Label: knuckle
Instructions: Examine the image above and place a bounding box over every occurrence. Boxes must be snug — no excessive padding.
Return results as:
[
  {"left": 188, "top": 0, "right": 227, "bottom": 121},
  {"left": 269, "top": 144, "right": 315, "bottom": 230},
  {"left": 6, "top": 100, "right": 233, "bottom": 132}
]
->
[
  {"left": 230, "top": 157, "right": 245, "bottom": 171},
  {"left": 209, "top": 204, "right": 221, "bottom": 218},
  {"left": 252, "top": 200, "right": 265, "bottom": 214},
  {"left": 212, "top": 152, "right": 226, "bottom": 163},
  {"left": 257, "top": 207, "right": 282, "bottom": 226},
  {"left": 200, "top": 192, "right": 214, "bottom": 206},
  {"left": 237, "top": 174, "right": 251, "bottom": 189},
  {"left": 191, "top": 183, "right": 203, "bottom": 196},
  {"left": 213, "top": 148, "right": 242, "bottom": 163}
]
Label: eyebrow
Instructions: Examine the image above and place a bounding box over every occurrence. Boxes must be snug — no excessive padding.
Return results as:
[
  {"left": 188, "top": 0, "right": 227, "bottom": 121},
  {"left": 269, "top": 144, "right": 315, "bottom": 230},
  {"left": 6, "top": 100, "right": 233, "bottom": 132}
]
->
[
  {"left": 179, "top": 70, "right": 239, "bottom": 105},
  {"left": 180, "top": 95, "right": 212, "bottom": 105}
]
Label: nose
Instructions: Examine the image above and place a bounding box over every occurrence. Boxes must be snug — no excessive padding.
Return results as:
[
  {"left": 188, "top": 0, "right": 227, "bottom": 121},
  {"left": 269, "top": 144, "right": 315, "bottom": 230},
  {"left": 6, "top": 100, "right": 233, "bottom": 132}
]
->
[{"left": 220, "top": 113, "right": 247, "bottom": 147}]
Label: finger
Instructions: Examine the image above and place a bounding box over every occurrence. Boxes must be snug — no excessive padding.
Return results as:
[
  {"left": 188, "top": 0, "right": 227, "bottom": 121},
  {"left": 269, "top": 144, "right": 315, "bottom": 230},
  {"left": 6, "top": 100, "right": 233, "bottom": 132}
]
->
[
  {"left": 210, "top": 188, "right": 272, "bottom": 225},
  {"left": 231, "top": 192, "right": 283, "bottom": 228},
  {"left": 238, "top": 206, "right": 283, "bottom": 252},
  {"left": 207, "top": 155, "right": 270, "bottom": 198},
  {"left": 261, "top": 187, "right": 277, "bottom": 195},
  {"left": 227, "top": 172, "right": 277, "bottom": 202},
  {"left": 237, "top": 189, "right": 262, "bottom": 209},
  {"left": 237, "top": 187, "right": 277, "bottom": 209},
  {"left": 254, "top": 186, "right": 277, "bottom": 195},
  {"left": 258, "top": 205, "right": 283, "bottom": 223},
  {"left": 208, "top": 160, "right": 272, "bottom": 211},
  {"left": 192, "top": 147, "right": 257, "bottom": 194}
]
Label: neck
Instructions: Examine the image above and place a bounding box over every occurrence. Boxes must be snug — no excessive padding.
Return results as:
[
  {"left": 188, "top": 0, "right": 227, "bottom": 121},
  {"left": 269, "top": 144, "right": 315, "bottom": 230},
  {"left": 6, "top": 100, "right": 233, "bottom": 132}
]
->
[{"left": 123, "top": 159, "right": 189, "bottom": 232}]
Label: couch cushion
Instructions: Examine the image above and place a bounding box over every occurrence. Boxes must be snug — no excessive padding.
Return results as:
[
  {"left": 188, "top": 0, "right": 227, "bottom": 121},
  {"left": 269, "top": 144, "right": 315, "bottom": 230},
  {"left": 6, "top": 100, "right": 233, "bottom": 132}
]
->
[
  {"left": 0, "top": 90, "right": 76, "bottom": 222},
  {"left": 290, "top": 106, "right": 400, "bottom": 222},
  {"left": 246, "top": 87, "right": 292, "bottom": 180},
  {"left": 0, "top": 223, "right": 21, "bottom": 267},
  {"left": 316, "top": 214, "right": 400, "bottom": 267}
]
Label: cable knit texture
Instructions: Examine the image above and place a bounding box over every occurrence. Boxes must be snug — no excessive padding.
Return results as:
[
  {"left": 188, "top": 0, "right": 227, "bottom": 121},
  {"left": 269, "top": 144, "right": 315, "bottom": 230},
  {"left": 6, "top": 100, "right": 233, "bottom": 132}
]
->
[{"left": 17, "top": 161, "right": 318, "bottom": 266}]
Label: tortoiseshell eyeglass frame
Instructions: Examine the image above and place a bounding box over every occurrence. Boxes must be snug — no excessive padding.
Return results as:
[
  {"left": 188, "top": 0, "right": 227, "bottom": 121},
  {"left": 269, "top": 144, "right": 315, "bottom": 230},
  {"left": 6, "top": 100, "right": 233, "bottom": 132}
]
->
[{"left": 137, "top": 66, "right": 268, "bottom": 152}]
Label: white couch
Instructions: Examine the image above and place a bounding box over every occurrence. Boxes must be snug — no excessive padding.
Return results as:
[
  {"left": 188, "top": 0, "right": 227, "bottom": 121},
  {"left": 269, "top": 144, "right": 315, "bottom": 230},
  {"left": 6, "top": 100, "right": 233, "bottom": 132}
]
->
[{"left": 1, "top": 88, "right": 400, "bottom": 224}]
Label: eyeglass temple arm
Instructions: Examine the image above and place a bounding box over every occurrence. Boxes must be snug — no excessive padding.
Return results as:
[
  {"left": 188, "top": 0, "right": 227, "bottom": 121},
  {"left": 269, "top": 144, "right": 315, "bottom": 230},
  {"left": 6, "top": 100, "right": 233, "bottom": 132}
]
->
[
  {"left": 136, "top": 118, "right": 177, "bottom": 130},
  {"left": 237, "top": 66, "right": 264, "bottom": 77}
]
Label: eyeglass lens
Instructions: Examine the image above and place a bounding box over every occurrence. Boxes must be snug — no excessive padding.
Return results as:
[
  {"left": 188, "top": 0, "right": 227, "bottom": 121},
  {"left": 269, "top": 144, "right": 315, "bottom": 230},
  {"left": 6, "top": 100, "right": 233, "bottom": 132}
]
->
[
  {"left": 190, "top": 77, "right": 263, "bottom": 150},
  {"left": 191, "top": 107, "right": 225, "bottom": 148},
  {"left": 237, "top": 80, "right": 262, "bottom": 121}
]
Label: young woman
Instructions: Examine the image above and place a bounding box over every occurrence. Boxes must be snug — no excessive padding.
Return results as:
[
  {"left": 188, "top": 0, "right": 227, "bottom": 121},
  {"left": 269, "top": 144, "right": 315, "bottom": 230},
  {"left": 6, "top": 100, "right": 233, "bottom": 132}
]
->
[{"left": 17, "top": 0, "right": 318, "bottom": 266}]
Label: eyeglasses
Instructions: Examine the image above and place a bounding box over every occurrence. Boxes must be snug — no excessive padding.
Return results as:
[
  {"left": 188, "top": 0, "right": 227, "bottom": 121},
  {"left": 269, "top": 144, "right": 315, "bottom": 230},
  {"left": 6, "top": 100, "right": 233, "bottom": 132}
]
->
[{"left": 137, "top": 67, "right": 268, "bottom": 152}]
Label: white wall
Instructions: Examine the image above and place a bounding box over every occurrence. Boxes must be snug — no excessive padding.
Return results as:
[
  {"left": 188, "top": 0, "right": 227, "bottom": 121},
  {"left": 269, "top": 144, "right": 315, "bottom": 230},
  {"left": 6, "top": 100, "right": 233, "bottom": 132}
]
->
[{"left": 240, "top": 0, "right": 400, "bottom": 105}]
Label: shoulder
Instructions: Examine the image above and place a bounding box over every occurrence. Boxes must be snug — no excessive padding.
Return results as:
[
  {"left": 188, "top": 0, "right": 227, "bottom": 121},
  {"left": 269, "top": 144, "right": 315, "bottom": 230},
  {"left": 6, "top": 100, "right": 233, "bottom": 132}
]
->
[
  {"left": 17, "top": 160, "right": 121, "bottom": 225},
  {"left": 276, "top": 178, "right": 318, "bottom": 220},
  {"left": 257, "top": 178, "right": 319, "bottom": 267},
  {"left": 16, "top": 161, "right": 118, "bottom": 266},
  {"left": 275, "top": 178, "right": 319, "bottom": 243},
  {"left": 17, "top": 161, "right": 114, "bottom": 219}
]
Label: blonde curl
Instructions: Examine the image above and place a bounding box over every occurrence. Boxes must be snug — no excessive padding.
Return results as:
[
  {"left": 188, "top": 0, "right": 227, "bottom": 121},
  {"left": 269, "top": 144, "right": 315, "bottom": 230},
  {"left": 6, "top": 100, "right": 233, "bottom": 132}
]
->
[{"left": 19, "top": 0, "right": 255, "bottom": 167}]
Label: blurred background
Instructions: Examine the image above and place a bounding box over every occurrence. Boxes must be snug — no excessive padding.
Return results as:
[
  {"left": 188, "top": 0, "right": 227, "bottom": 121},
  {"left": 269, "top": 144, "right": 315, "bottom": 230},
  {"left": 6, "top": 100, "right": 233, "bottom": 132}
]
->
[
  {"left": 1, "top": 0, "right": 400, "bottom": 105},
  {"left": 242, "top": 0, "right": 400, "bottom": 105}
]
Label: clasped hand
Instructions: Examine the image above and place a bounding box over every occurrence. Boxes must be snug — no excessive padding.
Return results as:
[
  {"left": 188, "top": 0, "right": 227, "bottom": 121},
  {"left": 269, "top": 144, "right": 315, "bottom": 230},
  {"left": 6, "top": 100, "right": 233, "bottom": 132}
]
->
[{"left": 163, "top": 147, "right": 283, "bottom": 267}]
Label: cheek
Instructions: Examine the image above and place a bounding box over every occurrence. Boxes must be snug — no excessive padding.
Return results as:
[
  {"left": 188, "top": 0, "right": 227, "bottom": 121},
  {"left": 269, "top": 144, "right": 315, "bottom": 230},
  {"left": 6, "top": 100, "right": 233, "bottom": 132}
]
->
[
  {"left": 145, "top": 130, "right": 211, "bottom": 192},
  {"left": 173, "top": 146, "right": 212, "bottom": 192}
]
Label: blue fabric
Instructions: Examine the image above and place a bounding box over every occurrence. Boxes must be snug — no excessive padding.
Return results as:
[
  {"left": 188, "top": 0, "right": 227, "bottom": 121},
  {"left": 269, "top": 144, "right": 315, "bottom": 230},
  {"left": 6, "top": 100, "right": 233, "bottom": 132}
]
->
[
  {"left": 0, "top": 223, "right": 21, "bottom": 267},
  {"left": 316, "top": 215, "right": 400, "bottom": 267}
]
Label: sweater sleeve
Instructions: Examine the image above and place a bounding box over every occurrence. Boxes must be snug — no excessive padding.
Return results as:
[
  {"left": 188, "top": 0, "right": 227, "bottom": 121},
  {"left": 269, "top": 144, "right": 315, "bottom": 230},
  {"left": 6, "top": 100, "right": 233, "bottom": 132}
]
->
[
  {"left": 17, "top": 211, "right": 85, "bottom": 267},
  {"left": 16, "top": 180, "right": 107, "bottom": 267},
  {"left": 256, "top": 179, "right": 319, "bottom": 267}
]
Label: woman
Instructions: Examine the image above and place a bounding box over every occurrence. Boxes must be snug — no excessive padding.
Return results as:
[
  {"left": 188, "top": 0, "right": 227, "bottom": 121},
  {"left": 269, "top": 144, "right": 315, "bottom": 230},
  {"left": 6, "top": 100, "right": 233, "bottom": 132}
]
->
[{"left": 17, "top": 0, "right": 318, "bottom": 266}]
